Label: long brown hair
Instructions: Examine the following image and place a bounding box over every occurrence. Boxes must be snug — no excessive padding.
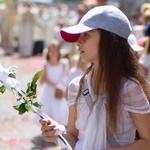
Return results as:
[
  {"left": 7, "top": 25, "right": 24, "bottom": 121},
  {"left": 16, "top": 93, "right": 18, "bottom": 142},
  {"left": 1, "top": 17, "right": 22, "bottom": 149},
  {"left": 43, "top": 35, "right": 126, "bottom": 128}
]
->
[{"left": 76, "top": 29, "right": 150, "bottom": 133}]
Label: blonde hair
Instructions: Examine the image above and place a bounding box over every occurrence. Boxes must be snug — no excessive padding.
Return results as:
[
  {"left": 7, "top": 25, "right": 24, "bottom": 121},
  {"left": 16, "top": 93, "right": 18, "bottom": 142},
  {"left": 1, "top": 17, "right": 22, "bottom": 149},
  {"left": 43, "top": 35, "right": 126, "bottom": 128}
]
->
[{"left": 140, "top": 3, "right": 150, "bottom": 15}]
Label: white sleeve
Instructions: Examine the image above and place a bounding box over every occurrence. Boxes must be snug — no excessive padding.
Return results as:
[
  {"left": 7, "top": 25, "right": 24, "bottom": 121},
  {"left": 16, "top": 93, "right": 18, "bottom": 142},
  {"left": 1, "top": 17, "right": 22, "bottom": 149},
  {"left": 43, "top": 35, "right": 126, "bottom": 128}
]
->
[
  {"left": 67, "top": 76, "right": 81, "bottom": 107},
  {"left": 122, "top": 79, "right": 150, "bottom": 114}
]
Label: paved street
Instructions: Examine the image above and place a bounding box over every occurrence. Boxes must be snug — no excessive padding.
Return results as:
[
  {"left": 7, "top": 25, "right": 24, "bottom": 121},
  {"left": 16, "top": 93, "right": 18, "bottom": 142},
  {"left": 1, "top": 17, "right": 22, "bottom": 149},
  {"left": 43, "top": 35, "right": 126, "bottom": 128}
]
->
[{"left": 0, "top": 50, "right": 58, "bottom": 150}]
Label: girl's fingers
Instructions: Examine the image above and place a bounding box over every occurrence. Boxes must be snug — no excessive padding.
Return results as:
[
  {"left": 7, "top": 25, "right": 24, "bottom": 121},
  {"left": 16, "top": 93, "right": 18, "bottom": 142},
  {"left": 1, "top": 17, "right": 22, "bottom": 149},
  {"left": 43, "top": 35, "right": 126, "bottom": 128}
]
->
[
  {"left": 39, "top": 118, "right": 51, "bottom": 125},
  {"left": 42, "top": 126, "right": 57, "bottom": 136},
  {"left": 41, "top": 128, "right": 58, "bottom": 142},
  {"left": 41, "top": 123, "right": 57, "bottom": 132},
  {"left": 40, "top": 118, "right": 58, "bottom": 143}
]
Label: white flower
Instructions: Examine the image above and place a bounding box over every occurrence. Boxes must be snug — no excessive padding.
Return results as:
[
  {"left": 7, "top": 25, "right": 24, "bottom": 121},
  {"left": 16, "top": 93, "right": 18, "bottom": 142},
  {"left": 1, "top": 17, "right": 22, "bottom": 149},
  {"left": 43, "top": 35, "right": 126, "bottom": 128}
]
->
[{"left": 0, "top": 65, "right": 20, "bottom": 91}]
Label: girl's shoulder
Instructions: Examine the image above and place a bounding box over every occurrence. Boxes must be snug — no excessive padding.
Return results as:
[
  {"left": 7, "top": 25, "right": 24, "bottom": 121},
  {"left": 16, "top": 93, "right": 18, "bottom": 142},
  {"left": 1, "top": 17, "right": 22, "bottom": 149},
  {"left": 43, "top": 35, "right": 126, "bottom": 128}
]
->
[
  {"left": 121, "top": 78, "right": 142, "bottom": 97},
  {"left": 68, "top": 75, "right": 83, "bottom": 88},
  {"left": 121, "top": 78, "right": 150, "bottom": 114},
  {"left": 121, "top": 77, "right": 139, "bottom": 89},
  {"left": 67, "top": 76, "right": 83, "bottom": 106}
]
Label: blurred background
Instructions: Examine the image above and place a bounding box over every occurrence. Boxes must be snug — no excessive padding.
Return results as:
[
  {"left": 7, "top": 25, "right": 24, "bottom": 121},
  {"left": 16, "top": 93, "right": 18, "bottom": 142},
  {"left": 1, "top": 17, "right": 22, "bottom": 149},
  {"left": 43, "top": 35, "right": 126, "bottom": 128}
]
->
[{"left": 0, "top": 0, "right": 149, "bottom": 150}]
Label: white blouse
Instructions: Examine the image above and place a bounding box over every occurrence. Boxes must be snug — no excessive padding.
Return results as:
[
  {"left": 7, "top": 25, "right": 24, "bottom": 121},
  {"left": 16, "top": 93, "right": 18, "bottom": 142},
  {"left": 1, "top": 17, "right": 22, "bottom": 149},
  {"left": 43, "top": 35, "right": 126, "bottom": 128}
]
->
[{"left": 67, "top": 71, "right": 150, "bottom": 150}]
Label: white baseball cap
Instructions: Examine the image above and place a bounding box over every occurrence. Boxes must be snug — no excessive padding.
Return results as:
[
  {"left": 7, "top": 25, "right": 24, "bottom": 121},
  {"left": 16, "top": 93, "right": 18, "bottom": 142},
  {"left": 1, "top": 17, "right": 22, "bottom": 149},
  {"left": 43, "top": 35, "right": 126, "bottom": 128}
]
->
[{"left": 60, "top": 5, "right": 132, "bottom": 42}]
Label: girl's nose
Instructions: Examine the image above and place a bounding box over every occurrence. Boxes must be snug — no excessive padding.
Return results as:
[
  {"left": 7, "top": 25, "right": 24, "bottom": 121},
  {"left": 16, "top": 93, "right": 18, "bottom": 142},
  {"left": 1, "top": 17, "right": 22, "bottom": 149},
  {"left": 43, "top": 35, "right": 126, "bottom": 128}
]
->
[{"left": 76, "top": 34, "right": 84, "bottom": 46}]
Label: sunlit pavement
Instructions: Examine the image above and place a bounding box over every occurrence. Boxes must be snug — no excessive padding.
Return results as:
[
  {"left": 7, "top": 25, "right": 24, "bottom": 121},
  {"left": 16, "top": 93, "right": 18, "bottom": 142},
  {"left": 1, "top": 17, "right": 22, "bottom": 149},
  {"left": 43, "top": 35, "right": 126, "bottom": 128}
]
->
[{"left": 0, "top": 49, "right": 58, "bottom": 150}]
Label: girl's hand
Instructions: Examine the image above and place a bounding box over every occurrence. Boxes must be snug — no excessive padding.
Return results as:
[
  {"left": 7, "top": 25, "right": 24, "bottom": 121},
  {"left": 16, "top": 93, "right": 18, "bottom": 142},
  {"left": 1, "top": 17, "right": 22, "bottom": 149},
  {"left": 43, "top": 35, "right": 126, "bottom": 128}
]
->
[{"left": 39, "top": 119, "right": 58, "bottom": 143}]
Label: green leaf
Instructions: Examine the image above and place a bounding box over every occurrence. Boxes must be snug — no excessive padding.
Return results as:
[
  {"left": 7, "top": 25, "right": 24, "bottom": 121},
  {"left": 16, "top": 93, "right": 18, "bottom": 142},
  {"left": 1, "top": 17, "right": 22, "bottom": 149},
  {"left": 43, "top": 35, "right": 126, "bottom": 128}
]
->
[
  {"left": 13, "top": 104, "right": 20, "bottom": 111},
  {"left": 33, "top": 102, "right": 43, "bottom": 109},
  {"left": 32, "top": 70, "right": 43, "bottom": 85},
  {"left": 26, "top": 82, "right": 31, "bottom": 93},
  {"left": 31, "top": 83, "right": 37, "bottom": 94},
  {"left": 14, "top": 103, "right": 27, "bottom": 115},
  {"left": 0, "top": 85, "right": 6, "bottom": 93},
  {"left": 8, "top": 73, "right": 16, "bottom": 79}
]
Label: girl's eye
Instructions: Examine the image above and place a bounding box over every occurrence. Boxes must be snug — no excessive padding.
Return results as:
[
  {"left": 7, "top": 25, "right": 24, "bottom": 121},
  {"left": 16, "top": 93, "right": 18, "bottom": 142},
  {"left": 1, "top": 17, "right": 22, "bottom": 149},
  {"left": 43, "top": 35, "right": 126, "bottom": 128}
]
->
[{"left": 83, "top": 32, "right": 88, "bottom": 37}]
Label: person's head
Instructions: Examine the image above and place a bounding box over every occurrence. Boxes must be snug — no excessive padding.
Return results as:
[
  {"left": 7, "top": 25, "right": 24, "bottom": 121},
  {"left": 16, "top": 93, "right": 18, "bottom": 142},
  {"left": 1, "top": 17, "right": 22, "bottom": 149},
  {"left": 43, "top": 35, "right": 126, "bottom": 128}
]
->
[
  {"left": 77, "top": 3, "right": 88, "bottom": 22},
  {"left": 46, "top": 40, "right": 61, "bottom": 61},
  {"left": 140, "top": 3, "right": 150, "bottom": 16},
  {"left": 60, "top": 5, "right": 132, "bottom": 67},
  {"left": 143, "top": 8, "right": 150, "bottom": 25},
  {"left": 96, "top": 0, "right": 108, "bottom": 6},
  {"left": 60, "top": 5, "right": 150, "bottom": 132}
]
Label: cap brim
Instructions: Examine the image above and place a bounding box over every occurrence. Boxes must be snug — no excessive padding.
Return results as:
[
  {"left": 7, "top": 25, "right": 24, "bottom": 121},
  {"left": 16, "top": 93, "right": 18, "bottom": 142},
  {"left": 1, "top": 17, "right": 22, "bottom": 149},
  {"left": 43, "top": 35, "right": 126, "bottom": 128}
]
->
[
  {"left": 129, "top": 44, "right": 144, "bottom": 52},
  {"left": 60, "top": 25, "right": 93, "bottom": 42}
]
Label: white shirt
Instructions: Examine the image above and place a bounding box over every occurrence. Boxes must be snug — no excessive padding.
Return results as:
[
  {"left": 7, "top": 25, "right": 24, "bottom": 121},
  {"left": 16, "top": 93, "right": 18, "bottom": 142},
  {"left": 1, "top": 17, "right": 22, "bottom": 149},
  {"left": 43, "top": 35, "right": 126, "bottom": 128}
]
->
[{"left": 68, "top": 70, "right": 150, "bottom": 149}]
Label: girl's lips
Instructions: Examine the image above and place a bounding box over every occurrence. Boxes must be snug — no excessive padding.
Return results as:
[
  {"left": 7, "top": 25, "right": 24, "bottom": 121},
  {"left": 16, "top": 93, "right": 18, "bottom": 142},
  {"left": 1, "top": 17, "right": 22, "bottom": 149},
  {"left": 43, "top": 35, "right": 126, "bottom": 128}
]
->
[{"left": 79, "top": 50, "right": 84, "bottom": 54}]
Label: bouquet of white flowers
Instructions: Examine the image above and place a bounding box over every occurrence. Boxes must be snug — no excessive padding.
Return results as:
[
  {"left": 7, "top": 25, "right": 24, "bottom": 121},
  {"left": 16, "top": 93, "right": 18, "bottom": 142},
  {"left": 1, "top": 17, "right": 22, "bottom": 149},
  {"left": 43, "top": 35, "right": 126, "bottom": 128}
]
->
[{"left": 0, "top": 64, "right": 72, "bottom": 150}]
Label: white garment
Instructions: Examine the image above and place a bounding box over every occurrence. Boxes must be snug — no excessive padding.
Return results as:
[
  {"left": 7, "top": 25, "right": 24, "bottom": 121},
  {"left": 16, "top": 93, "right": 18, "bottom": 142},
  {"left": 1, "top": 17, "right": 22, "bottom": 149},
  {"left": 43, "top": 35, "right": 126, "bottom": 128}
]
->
[
  {"left": 19, "top": 11, "right": 36, "bottom": 57},
  {"left": 68, "top": 70, "right": 150, "bottom": 150},
  {"left": 132, "top": 25, "right": 145, "bottom": 41},
  {"left": 37, "top": 62, "right": 69, "bottom": 126},
  {"left": 139, "top": 54, "right": 150, "bottom": 81},
  {"left": 65, "top": 67, "right": 83, "bottom": 86}
]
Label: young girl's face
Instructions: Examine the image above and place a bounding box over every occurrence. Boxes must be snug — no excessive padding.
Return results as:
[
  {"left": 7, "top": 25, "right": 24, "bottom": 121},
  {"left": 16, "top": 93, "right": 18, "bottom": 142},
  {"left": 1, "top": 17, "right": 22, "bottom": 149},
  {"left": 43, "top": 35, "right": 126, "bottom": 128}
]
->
[
  {"left": 76, "top": 29, "right": 100, "bottom": 65},
  {"left": 48, "top": 46, "right": 59, "bottom": 60}
]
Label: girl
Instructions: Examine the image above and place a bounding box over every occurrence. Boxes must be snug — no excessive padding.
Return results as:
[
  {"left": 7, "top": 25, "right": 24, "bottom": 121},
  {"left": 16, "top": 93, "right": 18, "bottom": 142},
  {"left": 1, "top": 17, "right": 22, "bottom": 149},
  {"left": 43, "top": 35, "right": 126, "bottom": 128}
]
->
[
  {"left": 37, "top": 39, "right": 68, "bottom": 126},
  {"left": 40, "top": 6, "right": 150, "bottom": 150}
]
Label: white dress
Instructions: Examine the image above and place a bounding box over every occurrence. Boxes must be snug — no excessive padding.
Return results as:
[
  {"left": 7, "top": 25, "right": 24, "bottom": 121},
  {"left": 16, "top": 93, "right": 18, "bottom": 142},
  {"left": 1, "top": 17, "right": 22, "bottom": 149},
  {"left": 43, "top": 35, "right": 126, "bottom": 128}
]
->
[
  {"left": 68, "top": 70, "right": 150, "bottom": 150},
  {"left": 37, "top": 62, "right": 69, "bottom": 126}
]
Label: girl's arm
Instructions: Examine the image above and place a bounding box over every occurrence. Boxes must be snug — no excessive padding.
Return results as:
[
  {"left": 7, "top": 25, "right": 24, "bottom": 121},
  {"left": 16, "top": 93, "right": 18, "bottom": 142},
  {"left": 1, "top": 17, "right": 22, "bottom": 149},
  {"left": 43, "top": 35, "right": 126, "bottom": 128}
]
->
[
  {"left": 112, "top": 112, "right": 150, "bottom": 150},
  {"left": 62, "top": 104, "right": 78, "bottom": 149},
  {"left": 40, "top": 65, "right": 56, "bottom": 87},
  {"left": 40, "top": 104, "right": 78, "bottom": 149}
]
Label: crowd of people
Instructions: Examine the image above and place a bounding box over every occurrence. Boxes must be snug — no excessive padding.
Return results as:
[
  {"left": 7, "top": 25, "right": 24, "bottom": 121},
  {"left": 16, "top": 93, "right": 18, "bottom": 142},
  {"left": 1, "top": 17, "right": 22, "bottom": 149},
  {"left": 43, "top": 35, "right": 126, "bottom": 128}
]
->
[{"left": 0, "top": 0, "right": 150, "bottom": 150}]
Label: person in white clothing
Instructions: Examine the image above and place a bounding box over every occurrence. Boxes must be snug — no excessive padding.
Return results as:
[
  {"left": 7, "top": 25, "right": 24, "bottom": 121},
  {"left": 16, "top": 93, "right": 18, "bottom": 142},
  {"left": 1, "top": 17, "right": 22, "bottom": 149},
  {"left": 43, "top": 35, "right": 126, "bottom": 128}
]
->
[
  {"left": 37, "top": 39, "right": 69, "bottom": 126},
  {"left": 139, "top": 23, "right": 150, "bottom": 81},
  {"left": 65, "top": 54, "right": 86, "bottom": 86},
  {"left": 40, "top": 6, "right": 150, "bottom": 150}
]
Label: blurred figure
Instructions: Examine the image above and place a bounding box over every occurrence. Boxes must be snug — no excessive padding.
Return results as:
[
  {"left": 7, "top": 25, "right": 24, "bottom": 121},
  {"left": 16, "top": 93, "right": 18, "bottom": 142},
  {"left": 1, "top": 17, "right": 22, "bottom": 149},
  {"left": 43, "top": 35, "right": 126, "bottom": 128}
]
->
[
  {"left": 130, "top": 10, "right": 141, "bottom": 28},
  {"left": 77, "top": 3, "right": 88, "bottom": 22},
  {"left": 33, "top": 6, "right": 46, "bottom": 56},
  {"left": 37, "top": 39, "right": 68, "bottom": 126},
  {"left": 139, "top": 23, "right": 150, "bottom": 81},
  {"left": 65, "top": 54, "right": 87, "bottom": 86},
  {"left": 0, "top": 1, "right": 17, "bottom": 55},
  {"left": 18, "top": 2, "right": 36, "bottom": 57},
  {"left": 140, "top": 3, "right": 150, "bottom": 20},
  {"left": 96, "top": 0, "right": 108, "bottom": 6},
  {"left": 52, "top": 18, "right": 66, "bottom": 46},
  {"left": 83, "top": 0, "right": 108, "bottom": 10},
  {"left": 132, "top": 3, "right": 150, "bottom": 44}
]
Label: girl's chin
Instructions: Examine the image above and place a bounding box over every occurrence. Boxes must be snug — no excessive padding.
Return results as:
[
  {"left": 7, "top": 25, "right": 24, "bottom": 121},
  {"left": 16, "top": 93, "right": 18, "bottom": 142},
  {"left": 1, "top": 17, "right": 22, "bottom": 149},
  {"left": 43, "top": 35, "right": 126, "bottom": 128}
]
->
[{"left": 80, "top": 57, "right": 89, "bottom": 63}]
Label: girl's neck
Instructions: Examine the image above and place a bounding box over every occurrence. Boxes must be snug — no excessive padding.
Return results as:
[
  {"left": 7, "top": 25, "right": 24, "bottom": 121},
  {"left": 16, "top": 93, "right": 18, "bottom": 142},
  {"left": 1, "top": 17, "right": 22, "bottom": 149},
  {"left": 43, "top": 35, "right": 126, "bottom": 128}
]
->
[{"left": 48, "top": 59, "right": 59, "bottom": 65}]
